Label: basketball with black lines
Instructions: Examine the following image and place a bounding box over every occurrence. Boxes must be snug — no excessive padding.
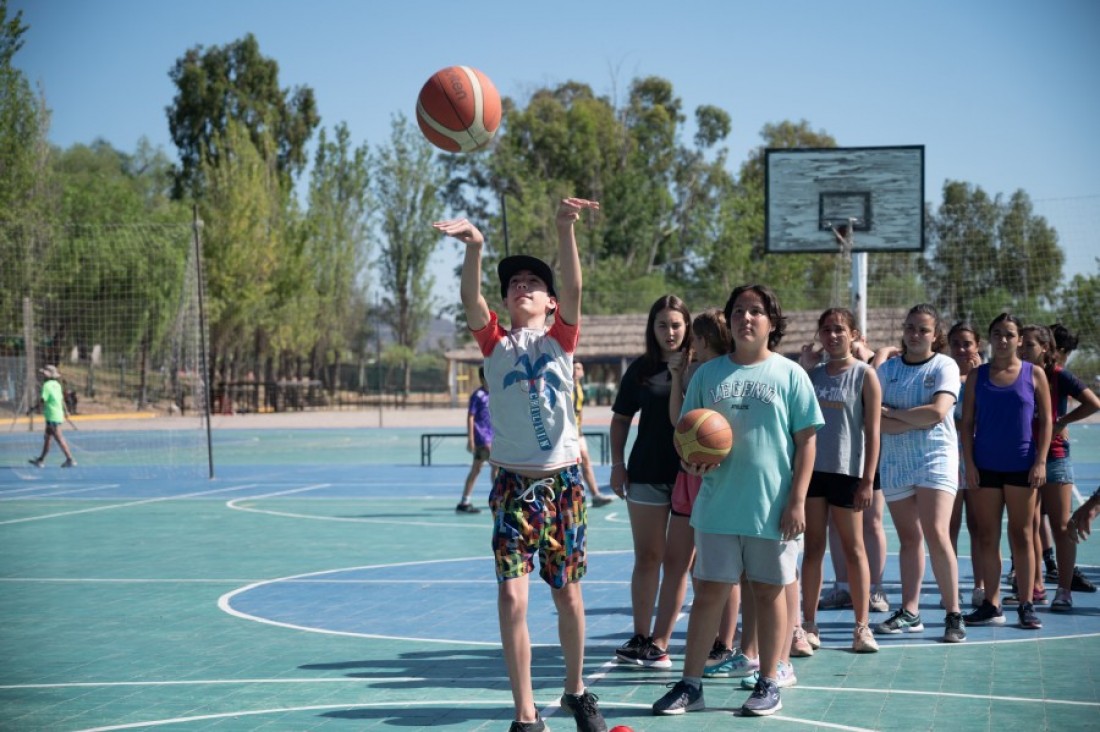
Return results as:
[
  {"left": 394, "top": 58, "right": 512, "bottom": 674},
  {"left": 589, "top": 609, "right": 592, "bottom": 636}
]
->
[
  {"left": 674, "top": 408, "right": 733, "bottom": 465},
  {"left": 416, "top": 66, "right": 501, "bottom": 153}
]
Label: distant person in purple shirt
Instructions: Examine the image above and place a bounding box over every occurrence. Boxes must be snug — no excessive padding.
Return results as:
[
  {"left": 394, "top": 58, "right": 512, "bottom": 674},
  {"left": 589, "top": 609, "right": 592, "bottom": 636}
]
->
[{"left": 458, "top": 367, "right": 496, "bottom": 513}]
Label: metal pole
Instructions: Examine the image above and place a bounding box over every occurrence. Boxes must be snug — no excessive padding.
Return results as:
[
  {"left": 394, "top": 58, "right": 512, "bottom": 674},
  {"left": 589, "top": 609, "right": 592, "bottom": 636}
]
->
[
  {"left": 192, "top": 206, "right": 215, "bottom": 479},
  {"left": 22, "top": 297, "right": 35, "bottom": 432}
]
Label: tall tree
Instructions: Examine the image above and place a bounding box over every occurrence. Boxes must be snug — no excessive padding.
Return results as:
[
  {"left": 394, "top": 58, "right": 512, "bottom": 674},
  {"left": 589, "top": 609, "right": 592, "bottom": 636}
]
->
[
  {"left": 925, "top": 181, "right": 1063, "bottom": 325},
  {"left": 373, "top": 114, "right": 444, "bottom": 394},
  {"left": 166, "top": 33, "right": 319, "bottom": 199},
  {"left": 304, "top": 122, "right": 373, "bottom": 390}
]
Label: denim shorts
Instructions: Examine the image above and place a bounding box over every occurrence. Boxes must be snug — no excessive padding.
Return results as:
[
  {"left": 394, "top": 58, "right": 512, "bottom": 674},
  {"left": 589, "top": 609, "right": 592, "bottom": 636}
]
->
[{"left": 1046, "top": 456, "right": 1075, "bottom": 485}]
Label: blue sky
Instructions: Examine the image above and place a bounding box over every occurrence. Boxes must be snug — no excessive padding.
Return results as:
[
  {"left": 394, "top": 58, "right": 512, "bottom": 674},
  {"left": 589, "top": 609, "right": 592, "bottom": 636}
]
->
[{"left": 13, "top": 0, "right": 1100, "bottom": 290}]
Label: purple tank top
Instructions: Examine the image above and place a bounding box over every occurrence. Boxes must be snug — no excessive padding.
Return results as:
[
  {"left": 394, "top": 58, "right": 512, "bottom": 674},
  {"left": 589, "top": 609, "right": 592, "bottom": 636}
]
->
[{"left": 973, "top": 360, "right": 1036, "bottom": 472}]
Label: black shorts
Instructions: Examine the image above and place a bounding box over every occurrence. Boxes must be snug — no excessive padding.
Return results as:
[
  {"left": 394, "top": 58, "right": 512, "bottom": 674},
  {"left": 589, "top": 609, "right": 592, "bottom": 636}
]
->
[
  {"left": 977, "top": 468, "right": 1032, "bottom": 489},
  {"left": 808, "top": 471, "right": 862, "bottom": 509}
]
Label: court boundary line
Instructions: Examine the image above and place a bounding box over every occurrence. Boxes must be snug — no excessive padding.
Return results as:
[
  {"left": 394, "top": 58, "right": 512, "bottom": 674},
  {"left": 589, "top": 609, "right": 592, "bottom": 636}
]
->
[{"left": 0, "top": 483, "right": 261, "bottom": 525}]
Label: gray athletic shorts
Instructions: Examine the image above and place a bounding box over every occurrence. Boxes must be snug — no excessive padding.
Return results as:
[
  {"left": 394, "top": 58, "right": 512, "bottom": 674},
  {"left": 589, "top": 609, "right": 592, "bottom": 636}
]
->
[
  {"left": 693, "top": 531, "right": 800, "bottom": 586},
  {"left": 625, "top": 482, "right": 673, "bottom": 506}
]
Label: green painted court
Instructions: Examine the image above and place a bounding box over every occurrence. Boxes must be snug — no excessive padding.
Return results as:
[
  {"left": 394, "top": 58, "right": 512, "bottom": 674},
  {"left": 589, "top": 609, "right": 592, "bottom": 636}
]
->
[{"left": 2, "top": 422, "right": 1099, "bottom": 731}]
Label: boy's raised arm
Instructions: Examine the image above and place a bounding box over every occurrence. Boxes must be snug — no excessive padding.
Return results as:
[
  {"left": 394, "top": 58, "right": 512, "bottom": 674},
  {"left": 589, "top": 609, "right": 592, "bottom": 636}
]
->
[
  {"left": 554, "top": 197, "right": 599, "bottom": 326},
  {"left": 433, "top": 218, "right": 490, "bottom": 331}
]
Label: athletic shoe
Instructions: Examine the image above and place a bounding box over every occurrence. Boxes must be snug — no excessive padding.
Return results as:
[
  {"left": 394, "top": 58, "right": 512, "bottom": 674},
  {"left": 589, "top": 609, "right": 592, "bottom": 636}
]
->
[
  {"left": 508, "top": 713, "right": 546, "bottom": 732},
  {"left": 740, "top": 663, "right": 795, "bottom": 690},
  {"left": 875, "top": 608, "right": 924, "bottom": 635},
  {"left": 964, "top": 600, "right": 1006, "bottom": 626},
  {"left": 651, "top": 680, "right": 704, "bottom": 715},
  {"left": 776, "top": 660, "right": 797, "bottom": 688},
  {"left": 818, "top": 586, "right": 853, "bottom": 610},
  {"left": 802, "top": 622, "right": 821, "bottom": 649},
  {"left": 590, "top": 494, "right": 614, "bottom": 508},
  {"left": 560, "top": 690, "right": 607, "bottom": 732},
  {"left": 1033, "top": 588, "right": 1049, "bottom": 605},
  {"left": 971, "top": 587, "right": 986, "bottom": 609},
  {"left": 615, "top": 633, "right": 647, "bottom": 663},
  {"left": 1071, "top": 567, "right": 1097, "bottom": 593},
  {"left": 704, "top": 651, "right": 759, "bottom": 678},
  {"left": 1051, "top": 587, "right": 1073, "bottom": 612},
  {"left": 943, "top": 612, "right": 966, "bottom": 643},
  {"left": 61, "top": 458, "right": 76, "bottom": 468},
  {"left": 1018, "top": 601, "right": 1042, "bottom": 629},
  {"left": 869, "top": 588, "right": 890, "bottom": 613},
  {"left": 707, "top": 640, "right": 734, "bottom": 663},
  {"left": 790, "top": 627, "right": 814, "bottom": 657},
  {"left": 853, "top": 623, "right": 879, "bottom": 652},
  {"left": 741, "top": 677, "right": 782, "bottom": 717},
  {"left": 28, "top": 458, "right": 44, "bottom": 468},
  {"left": 616, "top": 636, "right": 671, "bottom": 668},
  {"left": 454, "top": 502, "right": 481, "bottom": 514}
]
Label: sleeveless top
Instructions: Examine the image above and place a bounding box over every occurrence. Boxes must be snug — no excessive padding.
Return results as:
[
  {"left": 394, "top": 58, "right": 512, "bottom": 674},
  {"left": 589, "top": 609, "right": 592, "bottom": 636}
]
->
[
  {"left": 972, "top": 360, "right": 1036, "bottom": 472},
  {"left": 810, "top": 360, "right": 869, "bottom": 477}
]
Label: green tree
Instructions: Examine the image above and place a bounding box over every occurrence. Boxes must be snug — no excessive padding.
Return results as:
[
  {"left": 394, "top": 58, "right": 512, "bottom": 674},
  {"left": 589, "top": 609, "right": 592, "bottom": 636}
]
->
[
  {"left": 304, "top": 122, "right": 373, "bottom": 391},
  {"left": 925, "top": 181, "right": 1063, "bottom": 325},
  {"left": 373, "top": 114, "right": 445, "bottom": 394},
  {"left": 166, "top": 33, "right": 319, "bottom": 199}
]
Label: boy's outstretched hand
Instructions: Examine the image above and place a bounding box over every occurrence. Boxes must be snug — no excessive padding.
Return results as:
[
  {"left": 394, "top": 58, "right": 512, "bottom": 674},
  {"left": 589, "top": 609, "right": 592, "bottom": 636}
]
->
[
  {"left": 433, "top": 218, "right": 484, "bottom": 246},
  {"left": 556, "top": 197, "right": 600, "bottom": 225}
]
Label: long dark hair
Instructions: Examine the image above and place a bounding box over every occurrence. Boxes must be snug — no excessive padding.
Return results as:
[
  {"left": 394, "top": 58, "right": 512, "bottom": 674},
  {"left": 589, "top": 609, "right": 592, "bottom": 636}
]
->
[
  {"left": 638, "top": 294, "right": 692, "bottom": 382},
  {"left": 724, "top": 284, "right": 786, "bottom": 349},
  {"left": 1020, "top": 323, "right": 1058, "bottom": 372}
]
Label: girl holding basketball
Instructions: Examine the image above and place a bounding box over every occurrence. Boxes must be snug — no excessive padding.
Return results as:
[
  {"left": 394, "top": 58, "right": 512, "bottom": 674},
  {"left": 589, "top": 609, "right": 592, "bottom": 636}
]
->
[
  {"left": 801, "top": 308, "right": 882, "bottom": 653},
  {"left": 873, "top": 304, "right": 966, "bottom": 643},
  {"left": 962, "top": 313, "right": 1051, "bottom": 630},
  {"left": 1018, "top": 324, "right": 1099, "bottom": 612},
  {"left": 610, "top": 294, "right": 692, "bottom": 668}
]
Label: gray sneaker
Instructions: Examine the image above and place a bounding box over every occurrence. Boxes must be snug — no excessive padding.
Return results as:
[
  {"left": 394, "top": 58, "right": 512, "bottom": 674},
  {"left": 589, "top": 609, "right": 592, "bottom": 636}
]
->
[
  {"left": 61, "top": 458, "right": 77, "bottom": 468},
  {"left": 943, "top": 612, "right": 966, "bottom": 643},
  {"left": 652, "top": 680, "right": 704, "bottom": 715},
  {"left": 741, "top": 677, "right": 782, "bottom": 717},
  {"left": 875, "top": 608, "right": 924, "bottom": 634},
  {"left": 28, "top": 458, "right": 44, "bottom": 468}
]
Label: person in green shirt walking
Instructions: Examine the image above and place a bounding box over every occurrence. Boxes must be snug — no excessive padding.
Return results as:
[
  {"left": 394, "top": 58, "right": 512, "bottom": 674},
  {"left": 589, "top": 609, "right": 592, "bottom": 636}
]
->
[{"left": 28, "top": 365, "right": 76, "bottom": 468}]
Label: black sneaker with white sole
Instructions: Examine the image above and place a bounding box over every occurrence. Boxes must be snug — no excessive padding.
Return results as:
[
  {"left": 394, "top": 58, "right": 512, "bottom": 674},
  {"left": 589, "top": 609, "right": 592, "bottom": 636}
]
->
[{"left": 560, "top": 690, "right": 607, "bottom": 732}]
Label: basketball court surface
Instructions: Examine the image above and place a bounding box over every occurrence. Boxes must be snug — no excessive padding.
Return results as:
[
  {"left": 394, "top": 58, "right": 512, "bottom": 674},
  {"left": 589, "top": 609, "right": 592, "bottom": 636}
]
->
[{"left": 2, "top": 412, "right": 1099, "bottom": 731}]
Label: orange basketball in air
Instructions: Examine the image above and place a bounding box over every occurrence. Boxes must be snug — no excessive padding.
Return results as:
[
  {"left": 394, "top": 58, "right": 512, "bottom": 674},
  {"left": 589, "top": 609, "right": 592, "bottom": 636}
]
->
[
  {"left": 416, "top": 66, "right": 501, "bottom": 153},
  {"left": 674, "top": 408, "right": 733, "bottom": 465}
]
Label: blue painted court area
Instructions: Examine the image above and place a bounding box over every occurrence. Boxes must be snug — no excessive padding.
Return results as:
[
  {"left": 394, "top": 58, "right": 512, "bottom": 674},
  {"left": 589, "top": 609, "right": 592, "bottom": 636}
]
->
[{"left": 1, "top": 423, "right": 1099, "bottom": 730}]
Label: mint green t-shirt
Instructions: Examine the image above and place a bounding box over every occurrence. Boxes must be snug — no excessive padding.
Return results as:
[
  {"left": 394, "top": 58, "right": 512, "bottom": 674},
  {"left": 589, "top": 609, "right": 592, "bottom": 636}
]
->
[
  {"left": 684, "top": 353, "right": 823, "bottom": 540},
  {"left": 41, "top": 379, "right": 65, "bottom": 423}
]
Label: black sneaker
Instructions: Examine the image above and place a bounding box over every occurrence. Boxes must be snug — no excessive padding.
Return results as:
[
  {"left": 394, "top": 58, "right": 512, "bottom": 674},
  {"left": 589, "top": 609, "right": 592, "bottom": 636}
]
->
[
  {"left": 508, "top": 713, "right": 546, "bottom": 732},
  {"left": 964, "top": 600, "right": 1006, "bottom": 626},
  {"left": 707, "top": 639, "right": 733, "bottom": 663},
  {"left": 741, "top": 676, "right": 782, "bottom": 717},
  {"left": 615, "top": 633, "right": 647, "bottom": 664},
  {"left": 617, "top": 637, "right": 671, "bottom": 668},
  {"left": 652, "top": 680, "right": 704, "bottom": 715},
  {"left": 455, "top": 502, "right": 481, "bottom": 514},
  {"left": 1071, "top": 567, "right": 1097, "bottom": 593},
  {"left": 943, "top": 612, "right": 966, "bottom": 643},
  {"left": 874, "top": 608, "right": 924, "bottom": 634},
  {"left": 560, "top": 690, "right": 607, "bottom": 732},
  {"left": 28, "top": 458, "right": 44, "bottom": 468},
  {"left": 1018, "top": 601, "right": 1042, "bottom": 630}
]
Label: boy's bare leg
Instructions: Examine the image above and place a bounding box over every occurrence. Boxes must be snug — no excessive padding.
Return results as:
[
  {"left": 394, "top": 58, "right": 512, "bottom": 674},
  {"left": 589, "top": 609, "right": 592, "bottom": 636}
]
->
[
  {"left": 499, "top": 575, "right": 536, "bottom": 721},
  {"left": 750, "top": 581, "right": 785, "bottom": 680},
  {"left": 681, "top": 578, "right": 732, "bottom": 677},
  {"left": 551, "top": 582, "right": 586, "bottom": 694}
]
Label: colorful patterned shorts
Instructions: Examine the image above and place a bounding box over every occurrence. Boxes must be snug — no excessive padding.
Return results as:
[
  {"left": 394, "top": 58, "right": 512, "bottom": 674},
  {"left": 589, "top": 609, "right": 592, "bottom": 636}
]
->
[{"left": 489, "top": 466, "right": 587, "bottom": 588}]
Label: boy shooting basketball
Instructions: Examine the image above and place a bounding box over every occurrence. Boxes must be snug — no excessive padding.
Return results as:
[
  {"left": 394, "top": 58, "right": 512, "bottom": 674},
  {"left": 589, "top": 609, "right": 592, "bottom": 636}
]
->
[{"left": 434, "top": 197, "right": 606, "bottom": 732}]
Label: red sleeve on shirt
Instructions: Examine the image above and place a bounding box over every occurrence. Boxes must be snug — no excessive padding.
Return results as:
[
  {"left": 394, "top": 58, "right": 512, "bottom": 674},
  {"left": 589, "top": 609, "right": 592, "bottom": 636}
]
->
[
  {"left": 548, "top": 315, "right": 580, "bottom": 354},
  {"left": 471, "top": 311, "right": 507, "bottom": 357}
]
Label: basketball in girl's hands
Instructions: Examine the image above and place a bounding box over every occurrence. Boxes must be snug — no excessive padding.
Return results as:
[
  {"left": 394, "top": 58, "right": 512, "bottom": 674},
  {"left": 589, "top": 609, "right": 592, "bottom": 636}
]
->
[
  {"left": 674, "top": 408, "right": 733, "bottom": 465},
  {"left": 416, "top": 66, "right": 501, "bottom": 153}
]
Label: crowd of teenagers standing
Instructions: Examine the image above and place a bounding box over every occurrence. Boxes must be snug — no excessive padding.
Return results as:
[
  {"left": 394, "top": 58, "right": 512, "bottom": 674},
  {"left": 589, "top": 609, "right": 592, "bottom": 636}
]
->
[{"left": 437, "top": 199, "right": 1098, "bottom": 731}]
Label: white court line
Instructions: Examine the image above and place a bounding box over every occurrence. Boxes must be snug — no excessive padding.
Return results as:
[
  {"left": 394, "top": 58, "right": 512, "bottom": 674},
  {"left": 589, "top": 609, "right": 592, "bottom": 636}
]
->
[
  {"left": 0, "top": 484, "right": 261, "bottom": 525},
  {"left": 0, "top": 482, "right": 119, "bottom": 497},
  {"left": 0, "top": 484, "right": 122, "bottom": 500}
]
